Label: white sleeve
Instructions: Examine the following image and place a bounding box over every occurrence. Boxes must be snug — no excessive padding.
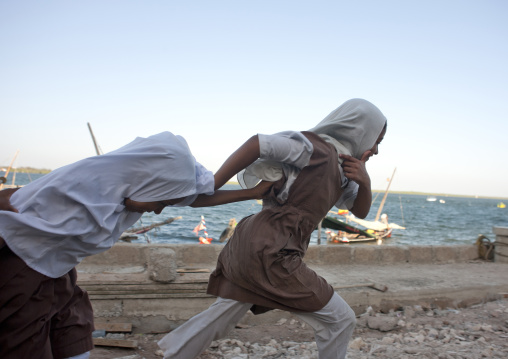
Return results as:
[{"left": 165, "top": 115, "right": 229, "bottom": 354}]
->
[
  {"left": 258, "top": 131, "right": 313, "bottom": 169},
  {"left": 166, "top": 161, "right": 215, "bottom": 208},
  {"left": 335, "top": 181, "right": 359, "bottom": 210}
]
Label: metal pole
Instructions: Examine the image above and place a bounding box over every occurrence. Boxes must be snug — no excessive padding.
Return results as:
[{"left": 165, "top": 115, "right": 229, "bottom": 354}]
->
[
  {"left": 87, "top": 122, "right": 102, "bottom": 156},
  {"left": 375, "top": 167, "right": 396, "bottom": 222},
  {"left": 0, "top": 150, "right": 19, "bottom": 190}
]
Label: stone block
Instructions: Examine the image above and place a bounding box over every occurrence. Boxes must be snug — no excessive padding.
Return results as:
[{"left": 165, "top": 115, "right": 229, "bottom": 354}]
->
[
  {"left": 495, "top": 244, "right": 508, "bottom": 263},
  {"left": 407, "top": 246, "right": 433, "bottom": 263},
  {"left": 91, "top": 299, "right": 123, "bottom": 318},
  {"left": 456, "top": 245, "right": 478, "bottom": 261},
  {"left": 494, "top": 226, "right": 508, "bottom": 263},
  {"left": 148, "top": 247, "right": 177, "bottom": 283},
  {"left": 379, "top": 246, "right": 408, "bottom": 263},
  {"left": 367, "top": 316, "right": 398, "bottom": 331},
  {"left": 353, "top": 246, "right": 381, "bottom": 264},
  {"left": 493, "top": 226, "right": 508, "bottom": 237},
  {"left": 122, "top": 297, "right": 215, "bottom": 321},
  {"left": 82, "top": 243, "right": 147, "bottom": 266},
  {"left": 171, "top": 244, "right": 220, "bottom": 267},
  {"left": 432, "top": 246, "right": 458, "bottom": 263},
  {"left": 303, "top": 246, "right": 321, "bottom": 264},
  {"left": 321, "top": 245, "right": 353, "bottom": 265}
]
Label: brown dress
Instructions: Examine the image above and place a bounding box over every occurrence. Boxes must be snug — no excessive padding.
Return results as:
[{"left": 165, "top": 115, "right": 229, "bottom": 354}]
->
[
  {"left": 207, "top": 132, "right": 344, "bottom": 314},
  {"left": 0, "top": 242, "right": 94, "bottom": 359}
]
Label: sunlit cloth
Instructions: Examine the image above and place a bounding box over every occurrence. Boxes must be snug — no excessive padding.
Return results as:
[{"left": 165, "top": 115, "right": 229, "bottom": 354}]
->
[
  {"left": 237, "top": 131, "right": 313, "bottom": 202},
  {"left": 309, "top": 98, "right": 387, "bottom": 161},
  {"left": 346, "top": 215, "right": 406, "bottom": 231},
  {"left": 0, "top": 132, "right": 214, "bottom": 278},
  {"left": 238, "top": 99, "right": 387, "bottom": 205}
]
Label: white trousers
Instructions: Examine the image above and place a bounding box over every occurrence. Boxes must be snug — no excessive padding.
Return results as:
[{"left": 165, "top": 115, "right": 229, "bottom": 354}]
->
[
  {"left": 64, "top": 352, "right": 90, "bottom": 359},
  {"left": 157, "top": 292, "right": 356, "bottom": 359}
]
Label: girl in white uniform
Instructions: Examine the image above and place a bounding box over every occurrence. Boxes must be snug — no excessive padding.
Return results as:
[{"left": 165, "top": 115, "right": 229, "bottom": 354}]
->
[{"left": 0, "top": 132, "right": 270, "bottom": 359}]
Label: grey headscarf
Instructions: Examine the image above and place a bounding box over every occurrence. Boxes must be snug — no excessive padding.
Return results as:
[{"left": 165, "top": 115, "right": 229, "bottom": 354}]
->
[
  {"left": 238, "top": 99, "right": 387, "bottom": 202},
  {"left": 309, "top": 98, "right": 387, "bottom": 162}
]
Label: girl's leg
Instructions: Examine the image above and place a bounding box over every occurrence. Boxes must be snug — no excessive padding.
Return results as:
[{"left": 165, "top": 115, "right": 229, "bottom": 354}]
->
[
  {"left": 294, "top": 292, "right": 356, "bottom": 359},
  {"left": 157, "top": 297, "right": 252, "bottom": 359}
]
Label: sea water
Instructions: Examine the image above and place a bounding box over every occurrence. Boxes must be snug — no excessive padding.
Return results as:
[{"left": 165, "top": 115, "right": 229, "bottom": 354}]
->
[{"left": 4, "top": 173, "right": 508, "bottom": 246}]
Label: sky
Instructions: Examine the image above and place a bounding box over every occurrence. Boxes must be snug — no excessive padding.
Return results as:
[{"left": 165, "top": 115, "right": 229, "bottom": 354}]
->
[{"left": 1, "top": 0, "right": 507, "bottom": 198}]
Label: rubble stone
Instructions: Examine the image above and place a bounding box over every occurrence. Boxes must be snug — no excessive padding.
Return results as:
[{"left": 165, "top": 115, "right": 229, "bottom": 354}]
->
[
  {"left": 90, "top": 299, "right": 508, "bottom": 359},
  {"left": 367, "top": 316, "right": 399, "bottom": 332}
]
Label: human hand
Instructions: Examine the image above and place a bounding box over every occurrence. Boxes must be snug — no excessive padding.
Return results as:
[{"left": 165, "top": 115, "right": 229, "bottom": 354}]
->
[
  {"left": 124, "top": 198, "right": 165, "bottom": 214},
  {"left": 0, "top": 188, "right": 20, "bottom": 213},
  {"left": 251, "top": 180, "right": 273, "bottom": 199},
  {"left": 339, "top": 151, "right": 372, "bottom": 188}
]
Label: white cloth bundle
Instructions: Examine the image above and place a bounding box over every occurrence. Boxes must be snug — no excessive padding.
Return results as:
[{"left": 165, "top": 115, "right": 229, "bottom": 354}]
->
[{"left": 0, "top": 132, "right": 214, "bottom": 277}]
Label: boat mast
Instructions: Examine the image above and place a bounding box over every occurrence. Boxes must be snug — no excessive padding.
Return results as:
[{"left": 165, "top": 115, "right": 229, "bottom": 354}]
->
[
  {"left": 0, "top": 150, "right": 19, "bottom": 190},
  {"left": 374, "top": 167, "right": 396, "bottom": 222},
  {"left": 87, "top": 122, "right": 102, "bottom": 156}
]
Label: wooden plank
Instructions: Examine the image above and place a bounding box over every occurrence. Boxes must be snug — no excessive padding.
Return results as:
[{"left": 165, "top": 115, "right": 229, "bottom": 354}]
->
[
  {"left": 333, "top": 282, "right": 388, "bottom": 292},
  {"left": 94, "top": 322, "right": 132, "bottom": 332},
  {"left": 82, "top": 283, "right": 209, "bottom": 291},
  {"left": 177, "top": 268, "right": 210, "bottom": 273},
  {"left": 88, "top": 292, "right": 212, "bottom": 300},
  {"left": 93, "top": 338, "right": 138, "bottom": 348}
]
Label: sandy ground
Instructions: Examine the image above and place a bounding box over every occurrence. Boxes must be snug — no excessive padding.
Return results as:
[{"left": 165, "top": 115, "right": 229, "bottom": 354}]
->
[{"left": 89, "top": 298, "right": 508, "bottom": 359}]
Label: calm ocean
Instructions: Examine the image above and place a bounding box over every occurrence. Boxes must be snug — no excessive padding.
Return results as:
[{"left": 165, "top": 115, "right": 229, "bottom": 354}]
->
[{"left": 4, "top": 173, "right": 508, "bottom": 246}]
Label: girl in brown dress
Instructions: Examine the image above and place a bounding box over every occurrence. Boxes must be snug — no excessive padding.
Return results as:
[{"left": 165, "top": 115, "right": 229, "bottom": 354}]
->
[
  {"left": 158, "top": 98, "right": 388, "bottom": 359},
  {"left": 0, "top": 132, "right": 271, "bottom": 359}
]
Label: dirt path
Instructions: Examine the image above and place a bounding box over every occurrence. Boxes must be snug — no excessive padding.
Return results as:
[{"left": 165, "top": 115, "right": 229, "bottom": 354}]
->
[{"left": 89, "top": 298, "right": 508, "bottom": 358}]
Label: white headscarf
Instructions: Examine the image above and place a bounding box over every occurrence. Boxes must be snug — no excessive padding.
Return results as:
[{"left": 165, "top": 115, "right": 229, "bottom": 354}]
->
[
  {"left": 309, "top": 98, "right": 387, "bottom": 162},
  {"left": 0, "top": 132, "right": 214, "bottom": 277}
]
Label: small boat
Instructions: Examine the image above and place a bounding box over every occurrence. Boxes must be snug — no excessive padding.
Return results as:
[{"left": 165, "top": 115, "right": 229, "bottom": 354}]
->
[
  {"left": 120, "top": 216, "right": 182, "bottom": 242},
  {"left": 322, "top": 216, "right": 378, "bottom": 243},
  {"left": 439, "top": 199, "right": 446, "bottom": 204},
  {"left": 219, "top": 218, "right": 237, "bottom": 242},
  {"left": 321, "top": 168, "right": 405, "bottom": 245},
  {"left": 322, "top": 216, "right": 391, "bottom": 244},
  {"left": 192, "top": 216, "right": 213, "bottom": 244},
  {"left": 426, "top": 196, "right": 437, "bottom": 202},
  {"left": 498, "top": 202, "right": 506, "bottom": 209}
]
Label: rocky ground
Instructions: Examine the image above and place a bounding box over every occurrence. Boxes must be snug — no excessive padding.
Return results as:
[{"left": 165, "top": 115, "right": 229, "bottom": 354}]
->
[{"left": 90, "top": 298, "right": 508, "bottom": 359}]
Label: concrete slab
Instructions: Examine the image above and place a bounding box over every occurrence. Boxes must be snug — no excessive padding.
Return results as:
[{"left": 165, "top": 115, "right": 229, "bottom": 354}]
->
[
  {"left": 494, "top": 226, "right": 508, "bottom": 263},
  {"left": 319, "top": 261, "right": 508, "bottom": 314},
  {"left": 78, "top": 243, "right": 508, "bottom": 333}
]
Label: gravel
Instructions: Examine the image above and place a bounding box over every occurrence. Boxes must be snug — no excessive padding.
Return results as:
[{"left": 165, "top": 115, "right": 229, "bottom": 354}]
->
[{"left": 90, "top": 298, "right": 508, "bottom": 359}]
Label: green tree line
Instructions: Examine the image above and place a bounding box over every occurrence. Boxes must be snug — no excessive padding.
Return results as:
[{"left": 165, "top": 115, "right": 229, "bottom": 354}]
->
[{"left": 1, "top": 166, "right": 51, "bottom": 174}]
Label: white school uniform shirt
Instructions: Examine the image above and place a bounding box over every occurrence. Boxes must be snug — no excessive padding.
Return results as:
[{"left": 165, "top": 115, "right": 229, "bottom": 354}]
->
[
  {"left": 238, "top": 99, "right": 387, "bottom": 210},
  {"left": 237, "top": 131, "right": 358, "bottom": 209},
  {"left": 0, "top": 132, "right": 214, "bottom": 278}
]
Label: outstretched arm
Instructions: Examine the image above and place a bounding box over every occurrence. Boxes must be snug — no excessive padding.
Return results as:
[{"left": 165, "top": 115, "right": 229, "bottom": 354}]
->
[
  {"left": 125, "top": 180, "right": 272, "bottom": 213},
  {"left": 191, "top": 135, "right": 270, "bottom": 207},
  {"left": 339, "top": 151, "right": 372, "bottom": 219},
  {"left": 213, "top": 135, "right": 261, "bottom": 190},
  {"left": 125, "top": 135, "right": 269, "bottom": 212},
  {"left": 190, "top": 180, "right": 271, "bottom": 207},
  {"left": 0, "top": 188, "right": 20, "bottom": 213}
]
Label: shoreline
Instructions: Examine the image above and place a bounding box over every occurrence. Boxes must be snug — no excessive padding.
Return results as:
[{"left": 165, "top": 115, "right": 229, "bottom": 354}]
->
[{"left": 2, "top": 173, "right": 507, "bottom": 199}]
